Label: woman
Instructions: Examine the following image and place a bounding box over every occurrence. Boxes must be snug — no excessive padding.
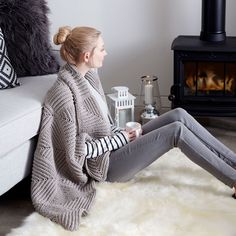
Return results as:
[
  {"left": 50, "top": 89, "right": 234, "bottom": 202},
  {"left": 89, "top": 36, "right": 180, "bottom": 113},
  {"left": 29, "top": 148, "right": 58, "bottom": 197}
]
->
[{"left": 31, "top": 26, "right": 236, "bottom": 231}]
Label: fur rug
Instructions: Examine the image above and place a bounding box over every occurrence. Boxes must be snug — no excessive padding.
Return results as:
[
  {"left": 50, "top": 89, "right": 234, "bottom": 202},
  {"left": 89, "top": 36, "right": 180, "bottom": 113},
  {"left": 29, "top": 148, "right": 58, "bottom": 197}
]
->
[{"left": 7, "top": 148, "right": 236, "bottom": 236}]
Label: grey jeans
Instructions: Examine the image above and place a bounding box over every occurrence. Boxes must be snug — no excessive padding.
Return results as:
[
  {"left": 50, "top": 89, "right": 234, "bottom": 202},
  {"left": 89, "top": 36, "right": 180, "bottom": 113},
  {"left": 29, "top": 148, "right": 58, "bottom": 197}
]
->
[{"left": 107, "top": 108, "right": 236, "bottom": 188}]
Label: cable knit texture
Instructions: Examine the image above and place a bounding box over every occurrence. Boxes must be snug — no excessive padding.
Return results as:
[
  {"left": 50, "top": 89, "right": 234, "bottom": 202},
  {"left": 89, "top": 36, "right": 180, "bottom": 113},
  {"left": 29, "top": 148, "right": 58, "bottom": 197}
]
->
[{"left": 31, "top": 64, "right": 111, "bottom": 231}]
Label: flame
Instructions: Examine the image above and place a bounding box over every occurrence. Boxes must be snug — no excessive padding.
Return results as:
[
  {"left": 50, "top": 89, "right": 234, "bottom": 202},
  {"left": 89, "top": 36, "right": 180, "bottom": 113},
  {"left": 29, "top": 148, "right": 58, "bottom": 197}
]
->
[{"left": 186, "top": 70, "right": 235, "bottom": 92}]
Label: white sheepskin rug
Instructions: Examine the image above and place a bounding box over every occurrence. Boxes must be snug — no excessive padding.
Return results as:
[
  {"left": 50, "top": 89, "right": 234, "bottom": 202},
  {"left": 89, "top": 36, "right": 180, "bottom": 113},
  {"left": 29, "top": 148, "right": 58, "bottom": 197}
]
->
[{"left": 7, "top": 148, "right": 236, "bottom": 236}]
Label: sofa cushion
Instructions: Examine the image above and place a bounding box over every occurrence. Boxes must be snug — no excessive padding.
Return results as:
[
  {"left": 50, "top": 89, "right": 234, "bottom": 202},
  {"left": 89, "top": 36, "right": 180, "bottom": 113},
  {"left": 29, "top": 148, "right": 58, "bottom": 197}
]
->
[
  {"left": 0, "top": 27, "right": 19, "bottom": 89},
  {"left": 0, "top": 74, "right": 57, "bottom": 157},
  {"left": 0, "top": 0, "right": 59, "bottom": 77}
]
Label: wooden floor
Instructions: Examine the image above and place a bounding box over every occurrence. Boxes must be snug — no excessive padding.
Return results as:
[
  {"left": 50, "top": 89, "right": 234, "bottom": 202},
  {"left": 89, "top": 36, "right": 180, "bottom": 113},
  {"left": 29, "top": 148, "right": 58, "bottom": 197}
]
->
[
  {"left": 0, "top": 117, "right": 236, "bottom": 236},
  {"left": 0, "top": 177, "right": 34, "bottom": 236}
]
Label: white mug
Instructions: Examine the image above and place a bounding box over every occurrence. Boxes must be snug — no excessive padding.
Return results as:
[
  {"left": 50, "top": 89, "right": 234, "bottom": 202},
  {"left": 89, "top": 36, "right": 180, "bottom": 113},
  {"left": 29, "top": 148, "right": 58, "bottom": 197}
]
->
[{"left": 125, "top": 121, "right": 142, "bottom": 137}]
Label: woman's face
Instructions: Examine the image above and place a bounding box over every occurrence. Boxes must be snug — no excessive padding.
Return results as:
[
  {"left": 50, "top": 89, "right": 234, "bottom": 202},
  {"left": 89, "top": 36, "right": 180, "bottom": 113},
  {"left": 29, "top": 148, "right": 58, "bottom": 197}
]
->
[{"left": 88, "top": 35, "right": 107, "bottom": 68}]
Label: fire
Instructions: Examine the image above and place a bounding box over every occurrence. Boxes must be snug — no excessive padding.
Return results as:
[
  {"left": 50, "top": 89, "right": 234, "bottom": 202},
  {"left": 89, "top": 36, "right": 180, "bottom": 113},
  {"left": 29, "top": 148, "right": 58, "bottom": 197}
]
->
[{"left": 185, "top": 70, "right": 235, "bottom": 92}]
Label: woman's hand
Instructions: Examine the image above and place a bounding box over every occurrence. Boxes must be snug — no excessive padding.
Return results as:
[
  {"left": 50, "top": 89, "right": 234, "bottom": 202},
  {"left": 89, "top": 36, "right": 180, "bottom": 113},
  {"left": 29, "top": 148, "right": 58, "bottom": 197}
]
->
[{"left": 125, "top": 129, "right": 142, "bottom": 142}]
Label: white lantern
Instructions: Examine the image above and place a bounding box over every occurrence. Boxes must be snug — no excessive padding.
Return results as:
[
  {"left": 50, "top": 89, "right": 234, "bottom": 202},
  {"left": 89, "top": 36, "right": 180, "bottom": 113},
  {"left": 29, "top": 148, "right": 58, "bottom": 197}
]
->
[{"left": 107, "top": 86, "right": 136, "bottom": 128}]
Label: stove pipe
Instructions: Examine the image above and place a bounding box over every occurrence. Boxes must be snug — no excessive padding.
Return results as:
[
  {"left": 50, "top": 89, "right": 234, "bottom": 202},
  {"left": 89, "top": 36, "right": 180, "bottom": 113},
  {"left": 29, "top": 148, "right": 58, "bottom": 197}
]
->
[{"left": 200, "top": 0, "right": 226, "bottom": 42}]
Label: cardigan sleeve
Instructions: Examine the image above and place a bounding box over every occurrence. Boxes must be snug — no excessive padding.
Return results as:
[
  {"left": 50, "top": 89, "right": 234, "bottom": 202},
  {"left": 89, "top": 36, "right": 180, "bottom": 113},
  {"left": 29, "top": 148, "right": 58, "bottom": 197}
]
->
[
  {"left": 85, "top": 130, "right": 129, "bottom": 159},
  {"left": 33, "top": 103, "right": 89, "bottom": 183},
  {"left": 111, "top": 124, "right": 123, "bottom": 134}
]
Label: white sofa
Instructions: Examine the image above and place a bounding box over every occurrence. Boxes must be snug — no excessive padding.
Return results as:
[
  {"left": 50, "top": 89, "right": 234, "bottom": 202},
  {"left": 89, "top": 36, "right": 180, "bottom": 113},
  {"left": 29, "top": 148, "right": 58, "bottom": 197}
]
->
[{"left": 0, "top": 74, "right": 57, "bottom": 195}]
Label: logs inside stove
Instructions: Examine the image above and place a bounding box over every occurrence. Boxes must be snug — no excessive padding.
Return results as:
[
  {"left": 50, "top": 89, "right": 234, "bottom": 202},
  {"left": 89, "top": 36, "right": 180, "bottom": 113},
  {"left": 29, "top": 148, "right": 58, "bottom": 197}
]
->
[{"left": 169, "top": 0, "right": 236, "bottom": 116}]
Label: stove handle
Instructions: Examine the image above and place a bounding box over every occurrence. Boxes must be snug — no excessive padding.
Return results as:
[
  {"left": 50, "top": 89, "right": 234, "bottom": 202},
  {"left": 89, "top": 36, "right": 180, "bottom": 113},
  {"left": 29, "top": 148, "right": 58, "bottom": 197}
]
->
[
  {"left": 168, "top": 94, "right": 175, "bottom": 101},
  {"left": 168, "top": 84, "right": 180, "bottom": 101}
]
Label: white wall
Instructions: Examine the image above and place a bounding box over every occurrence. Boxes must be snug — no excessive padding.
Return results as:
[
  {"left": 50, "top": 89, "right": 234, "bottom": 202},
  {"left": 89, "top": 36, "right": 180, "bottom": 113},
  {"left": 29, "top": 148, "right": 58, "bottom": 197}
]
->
[{"left": 47, "top": 0, "right": 236, "bottom": 108}]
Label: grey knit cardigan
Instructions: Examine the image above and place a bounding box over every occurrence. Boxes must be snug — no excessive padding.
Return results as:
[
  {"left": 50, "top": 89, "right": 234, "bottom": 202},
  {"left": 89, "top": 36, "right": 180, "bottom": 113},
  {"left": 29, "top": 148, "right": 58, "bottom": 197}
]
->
[{"left": 31, "top": 64, "right": 111, "bottom": 231}]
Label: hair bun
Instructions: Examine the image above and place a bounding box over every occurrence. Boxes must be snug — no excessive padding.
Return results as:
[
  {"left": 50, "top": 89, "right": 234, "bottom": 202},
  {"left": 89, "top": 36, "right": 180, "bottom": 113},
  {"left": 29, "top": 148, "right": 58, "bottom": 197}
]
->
[{"left": 53, "top": 26, "right": 72, "bottom": 45}]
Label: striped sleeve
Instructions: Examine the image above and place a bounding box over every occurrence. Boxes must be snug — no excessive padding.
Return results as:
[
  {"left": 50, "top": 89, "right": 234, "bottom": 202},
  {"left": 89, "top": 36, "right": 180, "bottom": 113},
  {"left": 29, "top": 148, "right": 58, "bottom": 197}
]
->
[
  {"left": 85, "top": 131, "right": 129, "bottom": 159},
  {"left": 111, "top": 125, "right": 123, "bottom": 134}
]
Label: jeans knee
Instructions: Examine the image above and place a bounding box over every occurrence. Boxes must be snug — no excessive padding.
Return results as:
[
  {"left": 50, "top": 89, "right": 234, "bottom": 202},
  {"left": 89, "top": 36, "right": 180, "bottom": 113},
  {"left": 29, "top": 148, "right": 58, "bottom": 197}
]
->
[
  {"left": 172, "top": 120, "right": 184, "bottom": 129},
  {"left": 172, "top": 107, "right": 188, "bottom": 121},
  {"left": 174, "top": 107, "right": 187, "bottom": 116},
  {"left": 171, "top": 121, "right": 185, "bottom": 146}
]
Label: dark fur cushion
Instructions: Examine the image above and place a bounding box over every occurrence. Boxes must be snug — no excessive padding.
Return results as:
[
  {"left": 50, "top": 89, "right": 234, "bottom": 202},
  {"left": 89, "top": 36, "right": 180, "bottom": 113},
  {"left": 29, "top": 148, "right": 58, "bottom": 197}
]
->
[{"left": 0, "top": 0, "right": 59, "bottom": 77}]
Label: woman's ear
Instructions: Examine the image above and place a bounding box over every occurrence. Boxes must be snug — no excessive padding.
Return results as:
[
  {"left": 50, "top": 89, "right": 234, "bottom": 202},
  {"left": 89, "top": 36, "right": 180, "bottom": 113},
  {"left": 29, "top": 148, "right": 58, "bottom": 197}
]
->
[{"left": 83, "top": 52, "right": 91, "bottom": 63}]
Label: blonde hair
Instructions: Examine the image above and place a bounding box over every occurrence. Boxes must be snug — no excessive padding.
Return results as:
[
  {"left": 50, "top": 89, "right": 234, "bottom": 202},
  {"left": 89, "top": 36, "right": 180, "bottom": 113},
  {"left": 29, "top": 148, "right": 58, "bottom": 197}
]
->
[{"left": 53, "top": 26, "right": 101, "bottom": 64}]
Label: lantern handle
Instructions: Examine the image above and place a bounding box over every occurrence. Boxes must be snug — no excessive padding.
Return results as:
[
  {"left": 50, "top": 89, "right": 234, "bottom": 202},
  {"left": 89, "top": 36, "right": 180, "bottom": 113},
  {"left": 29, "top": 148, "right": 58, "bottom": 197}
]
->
[{"left": 111, "top": 86, "right": 129, "bottom": 92}]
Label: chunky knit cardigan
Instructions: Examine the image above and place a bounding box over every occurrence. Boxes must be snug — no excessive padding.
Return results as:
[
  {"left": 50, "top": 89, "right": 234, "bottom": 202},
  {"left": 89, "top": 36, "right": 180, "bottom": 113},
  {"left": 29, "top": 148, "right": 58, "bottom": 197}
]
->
[{"left": 31, "top": 64, "right": 113, "bottom": 231}]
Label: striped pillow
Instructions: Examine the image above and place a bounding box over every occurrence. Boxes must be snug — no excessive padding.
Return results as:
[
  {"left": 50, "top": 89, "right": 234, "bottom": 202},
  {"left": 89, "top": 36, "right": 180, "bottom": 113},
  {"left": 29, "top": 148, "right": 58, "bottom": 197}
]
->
[{"left": 0, "top": 28, "right": 19, "bottom": 89}]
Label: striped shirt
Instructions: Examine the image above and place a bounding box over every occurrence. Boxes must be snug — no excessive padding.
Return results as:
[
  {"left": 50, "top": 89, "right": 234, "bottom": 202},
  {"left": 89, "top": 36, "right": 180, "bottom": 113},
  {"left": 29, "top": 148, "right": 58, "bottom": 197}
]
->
[{"left": 85, "top": 128, "right": 128, "bottom": 158}]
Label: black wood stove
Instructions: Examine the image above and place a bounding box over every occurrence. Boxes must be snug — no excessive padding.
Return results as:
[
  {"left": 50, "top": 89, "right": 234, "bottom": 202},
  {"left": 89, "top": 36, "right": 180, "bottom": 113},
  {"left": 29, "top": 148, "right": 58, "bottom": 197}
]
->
[{"left": 169, "top": 0, "right": 236, "bottom": 116}]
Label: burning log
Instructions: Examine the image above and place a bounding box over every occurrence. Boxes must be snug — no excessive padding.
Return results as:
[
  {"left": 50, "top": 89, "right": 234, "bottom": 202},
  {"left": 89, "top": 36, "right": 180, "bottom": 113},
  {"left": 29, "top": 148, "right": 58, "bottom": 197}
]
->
[{"left": 185, "top": 70, "right": 235, "bottom": 92}]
